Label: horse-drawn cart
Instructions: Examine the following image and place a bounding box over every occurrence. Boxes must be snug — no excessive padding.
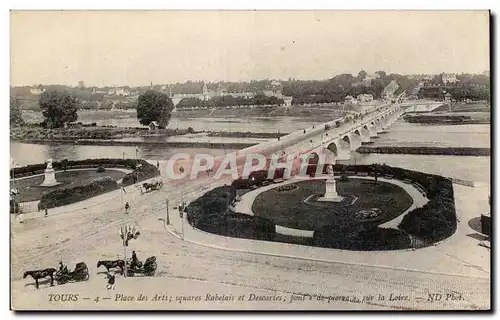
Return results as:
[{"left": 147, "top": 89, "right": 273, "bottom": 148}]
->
[
  {"left": 126, "top": 256, "right": 157, "bottom": 277},
  {"left": 55, "top": 262, "right": 90, "bottom": 285},
  {"left": 141, "top": 178, "right": 163, "bottom": 194}
]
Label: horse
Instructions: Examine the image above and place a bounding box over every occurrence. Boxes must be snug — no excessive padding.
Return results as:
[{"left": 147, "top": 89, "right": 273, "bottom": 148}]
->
[
  {"left": 142, "top": 182, "right": 153, "bottom": 193},
  {"left": 23, "top": 268, "right": 56, "bottom": 289},
  {"left": 97, "top": 260, "right": 125, "bottom": 273}
]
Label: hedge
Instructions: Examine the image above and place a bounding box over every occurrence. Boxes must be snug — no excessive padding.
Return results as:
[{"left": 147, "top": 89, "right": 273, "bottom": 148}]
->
[
  {"left": 186, "top": 186, "right": 276, "bottom": 241},
  {"left": 121, "top": 160, "right": 160, "bottom": 186},
  {"left": 313, "top": 224, "right": 411, "bottom": 251},
  {"left": 307, "top": 163, "right": 457, "bottom": 245},
  {"left": 11, "top": 158, "right": 138, "bottom": 178},
  {"left": 39, "top": 176, "right": 118, "bottom": 209},
  {"left": 189, "top": 164, "right": 457, "bottom": 248}
]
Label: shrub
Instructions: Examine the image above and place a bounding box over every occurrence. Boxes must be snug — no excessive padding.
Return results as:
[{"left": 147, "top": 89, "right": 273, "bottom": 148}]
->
[
  {"left": 231, "top": 179, "right": 252, "bottom": 189},
  {"left": 121, "top": 159, "right": 160, "bottom": 186},
  {"left": 186, "top": 185, "right": 275, "bottom": 241},
  {"left": 96, "top": 166, "right": 106, "bottom": 173},
  {"left": 187, "top": 127, "right": 195, "bottom": 134},
  {"left": 276, "top": 184, "right": 297, "bottom": 192},
  {"left": 313, "top": 224, "right": 411, "bottom": 251},
  {"left": 39, "top": 177, "right": 118, "bottom": 209}
]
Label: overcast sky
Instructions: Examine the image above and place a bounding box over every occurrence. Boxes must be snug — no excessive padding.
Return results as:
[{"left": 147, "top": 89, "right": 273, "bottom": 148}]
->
[{"left": 10, "top": 10, "right": 489, "bottom": 87}]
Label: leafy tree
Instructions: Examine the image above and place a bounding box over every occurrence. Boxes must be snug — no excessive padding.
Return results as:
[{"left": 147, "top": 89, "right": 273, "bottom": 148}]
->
[
  {"left": 136, "top": 90, "right": 174, "bottom": 128},
  {"left": 39, "top": 91, "right": 79, "bottom": 128},
  {"left": 357, "top": 70, "right": 368, "bottom": 81},
  {"left": 10, "top": 97, "right": 24, "bottom": 127}
]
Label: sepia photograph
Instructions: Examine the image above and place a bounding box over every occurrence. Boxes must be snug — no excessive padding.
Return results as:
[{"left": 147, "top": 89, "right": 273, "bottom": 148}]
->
[{"left": 8, "top": 9, "right": 491, "bottom": 311}]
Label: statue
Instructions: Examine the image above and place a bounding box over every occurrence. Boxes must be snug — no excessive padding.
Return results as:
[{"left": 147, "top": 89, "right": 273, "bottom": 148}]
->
[
  {"left": 318, "top": 163, "right": 343, "bottom": 202},
  {"left": 40, "top": 157, "right": 59, "bottom": 187},
  {"left": 46, "top": 158, "right": 53, "bottom": 170},
  {"left": 326, "top": 164, "right": 335, "bottom": 178}
]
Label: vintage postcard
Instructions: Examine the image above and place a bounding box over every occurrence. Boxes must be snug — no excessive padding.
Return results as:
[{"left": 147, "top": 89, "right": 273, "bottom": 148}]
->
[{"left": 9, "top": 10, "right": 491, "bottom": 311}]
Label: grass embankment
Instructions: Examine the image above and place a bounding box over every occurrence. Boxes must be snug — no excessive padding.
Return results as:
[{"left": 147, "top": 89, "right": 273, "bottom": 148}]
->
[
  {"left": 252, "top": 179, "right": 413, "bottom": 231},
  {"left": 11, "top": 169, "right": 126, "bottom": 203},
  {"left": 356, "top": 146, "right": 490, "bottom": 156},
  {"left": 207, "top": 131, "right": 286, "bottom": 139},
  {"left": 10, "top": 125, "right": 191, "bottom": 142}
]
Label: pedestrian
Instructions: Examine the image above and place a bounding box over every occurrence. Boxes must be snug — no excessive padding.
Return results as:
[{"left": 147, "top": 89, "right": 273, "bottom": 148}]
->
[
  {"left": 106, "top": 272, "right": 115, "bottom": 290},
  {"left": 125, "top": 202, "right": 130, "bottom": 214},
  {"left": 44, "top": 208, "right": 48, "bottom": 217},
  {"left": 157, "top": 161, "right": 160, "bottom": 169},
  {"left": 303, "top": 129, "right": 306, "bottom": 134}
]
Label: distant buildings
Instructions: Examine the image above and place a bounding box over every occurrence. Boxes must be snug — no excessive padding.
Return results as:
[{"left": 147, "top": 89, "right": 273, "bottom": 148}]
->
[
  {"left": 105, "top": 87, "right": 131, "bottom": 96},
  {"left": 356, "top": 94, "right": 374, "bottom": 103},
  {"left": 382, "top": 80, "right": 399, "bottom": 100},
  {"left": 148, "top": 121, "right": 160, "bottom": 131},
  {"left": 441, "top": 73, "right": 457, "bottom": 84},
  {"left": 29, "top": 86, "right": 45, "bottom": 95},
  {"left": 363, "top": 73, "right": 380, "bottom": 84},
  {"left": 344, "top": 95, "right": 358, "bottom": 105},
  {"left": 170, "top": 81, "right": 291, "bottom": 106},
  {"left": 444, "top": 92, "right": 452, "bottom": 103}
]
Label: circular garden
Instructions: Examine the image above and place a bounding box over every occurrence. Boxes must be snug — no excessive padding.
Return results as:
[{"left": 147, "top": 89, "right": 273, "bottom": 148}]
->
[
  {"left": 186, "top": 164, "right": 458, "bottom": 251},
  {"left": 252, "top": 178, "right": 413, "bottom": 231}
]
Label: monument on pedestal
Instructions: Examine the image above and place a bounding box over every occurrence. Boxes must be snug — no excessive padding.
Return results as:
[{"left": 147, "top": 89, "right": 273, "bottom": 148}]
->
[
  {"left": 40, "top": 158, "right": 60, "bottom": 187},
  {"left": 318, "top": 164, "right": 344, "bottom": 202}
]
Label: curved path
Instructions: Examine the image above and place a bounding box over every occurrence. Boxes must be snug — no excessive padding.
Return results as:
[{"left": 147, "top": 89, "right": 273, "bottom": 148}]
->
[{"left": 232, "top": 175, "right": 428, "bottom": 237}]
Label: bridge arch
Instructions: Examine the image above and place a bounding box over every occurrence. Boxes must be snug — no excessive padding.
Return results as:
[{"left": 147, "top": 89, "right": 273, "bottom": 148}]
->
[
  {"left": 326, "top": 142, "right": 338, "bottom": 156},
  {"left": 341, "top": 135, "right": 351, "bottom": 150}
]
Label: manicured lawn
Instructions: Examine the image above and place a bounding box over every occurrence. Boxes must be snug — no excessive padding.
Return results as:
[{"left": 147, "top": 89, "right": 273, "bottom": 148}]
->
[
  {"left": 252, "top": 178, "right": 413, "bottom": 230},
  {"left": 10, "top": 169, "right": 126, "bottom": 202}
]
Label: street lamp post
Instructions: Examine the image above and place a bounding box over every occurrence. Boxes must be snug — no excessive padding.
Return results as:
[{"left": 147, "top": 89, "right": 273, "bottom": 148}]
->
[
  {"left": 120, "top": 187, "right": 127, "bottom": 278},
  {"left": 181, "top": 207, "right": 185, "bottom": 240},
  {"left": 165, "top": 198, "right": 170, "bottom": 225}
]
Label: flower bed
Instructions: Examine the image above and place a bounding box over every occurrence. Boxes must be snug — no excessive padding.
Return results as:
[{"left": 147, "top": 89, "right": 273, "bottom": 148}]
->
[{"left": 11, "top": 158, "right": 136, "bottom": 178}]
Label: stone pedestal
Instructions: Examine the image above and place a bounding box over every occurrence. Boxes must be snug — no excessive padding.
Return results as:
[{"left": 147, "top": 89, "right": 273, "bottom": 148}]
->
[
  {"left": 40, "top": 168, "right": 60, "bottom": 187},
  {"left": 318, "top": 178, "right": 344, "bottom": 202}
]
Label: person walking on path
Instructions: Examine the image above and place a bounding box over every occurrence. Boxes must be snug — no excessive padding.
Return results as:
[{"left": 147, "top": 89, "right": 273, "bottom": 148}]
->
[
  {"left": 125, "top": 202, "right": 130, "bottom": 214},
  {"left": 106, "top": 272, "right": 115, "bottom": 290},
  {"left": 44, "top": 208, "right": 48, "bottom": 217}
]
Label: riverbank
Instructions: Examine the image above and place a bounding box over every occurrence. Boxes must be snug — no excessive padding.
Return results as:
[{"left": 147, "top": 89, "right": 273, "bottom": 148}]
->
[
  {"left": 403, "top": 114, "right": 490, "bottom": 125},
  {"left": 10, "top": 125, "right": 191, "bottom": 141},
  {"left": 16, "top": 138, "right": 256, "bottom": 150},
  {"left": 11, "top": 125, "right": 289, "bottom": 144},
  {"left": 208, "top": 131, "right": 286, "bottom": 139},
  {"left": 356, "top": 146, "right": 490, "bottom": 156}
]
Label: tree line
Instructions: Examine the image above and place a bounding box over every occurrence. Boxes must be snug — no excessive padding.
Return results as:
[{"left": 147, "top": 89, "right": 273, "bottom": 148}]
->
[
  {"left": 10, "top": 90, "right": 174, "bottom": 130},
  {"left": 176, "top": 94, "right": 284, "bottom": 109}
]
